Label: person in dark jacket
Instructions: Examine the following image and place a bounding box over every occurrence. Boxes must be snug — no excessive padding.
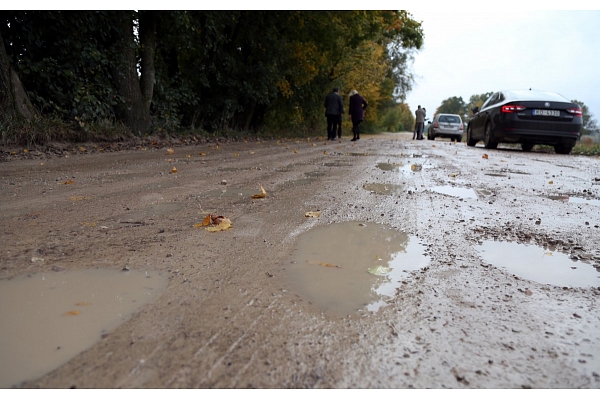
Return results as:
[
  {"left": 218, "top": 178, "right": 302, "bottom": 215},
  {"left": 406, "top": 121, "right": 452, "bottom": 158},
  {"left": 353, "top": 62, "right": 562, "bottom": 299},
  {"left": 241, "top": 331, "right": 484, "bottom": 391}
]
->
[
  {"left": 324, "top": 88, "right": 344, "bottom": 141},
  {"left": 348, "top": 89, "right": 368, "bottom": 141}
]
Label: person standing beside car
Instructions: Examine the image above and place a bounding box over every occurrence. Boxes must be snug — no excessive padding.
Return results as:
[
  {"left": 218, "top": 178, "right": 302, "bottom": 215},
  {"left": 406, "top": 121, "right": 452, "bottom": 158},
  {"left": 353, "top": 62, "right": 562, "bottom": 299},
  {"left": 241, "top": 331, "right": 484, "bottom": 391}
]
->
[
  {"left": 415, "top": 105, "right": 426, "bottom": 140},
  {"left": 349, "top": 89, "right": 368, "bottom": 141},
  {"left": 324, "top": 88, "right": 344, "bottom": 141}
]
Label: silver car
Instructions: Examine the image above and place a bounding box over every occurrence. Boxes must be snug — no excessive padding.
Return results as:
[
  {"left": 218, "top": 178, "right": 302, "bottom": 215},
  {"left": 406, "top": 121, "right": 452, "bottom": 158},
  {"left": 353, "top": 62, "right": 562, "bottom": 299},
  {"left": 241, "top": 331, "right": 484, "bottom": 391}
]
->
[{"left": 427, "top": 114, "right": 464, "bottom": 142}]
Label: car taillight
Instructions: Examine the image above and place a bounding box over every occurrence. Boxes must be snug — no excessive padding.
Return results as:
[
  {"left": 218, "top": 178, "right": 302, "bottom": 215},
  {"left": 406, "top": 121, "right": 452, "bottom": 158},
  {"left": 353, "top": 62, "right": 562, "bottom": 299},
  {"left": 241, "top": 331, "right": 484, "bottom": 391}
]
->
[
  {"left": 567, "top": 107, "right": 582, "bottom": 116},
  {"left": 501, "top": 104, "right": 526, "bottom": 113},
  {"left": 459, "top": 123, "right": 464, "bottom": 130},
  {"left": 433, "top": 122, "right": 438, "bottom": 128}
]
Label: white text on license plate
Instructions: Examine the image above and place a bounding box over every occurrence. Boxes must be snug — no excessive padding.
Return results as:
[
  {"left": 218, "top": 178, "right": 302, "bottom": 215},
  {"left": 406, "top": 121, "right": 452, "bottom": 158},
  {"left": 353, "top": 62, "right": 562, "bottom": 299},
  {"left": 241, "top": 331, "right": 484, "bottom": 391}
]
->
[{"left": 533, "top": 109, "right": 560, "bottom": 117}]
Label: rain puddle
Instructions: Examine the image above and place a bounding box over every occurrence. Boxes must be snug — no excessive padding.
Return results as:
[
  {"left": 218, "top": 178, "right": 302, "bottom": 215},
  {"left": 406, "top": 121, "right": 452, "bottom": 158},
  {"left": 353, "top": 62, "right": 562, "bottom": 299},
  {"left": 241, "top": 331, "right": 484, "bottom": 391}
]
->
[
  {"left": 400, "top": 163, "right": 433, "bottom": 173},
  {"left": 282, "top": 222, "right": 429, "bottom": 317},
  {"left": 430, "top": 186, "right": 477, "bottom": 199},
  {"left": 203, "top": 188, "right": 260, "bottom": 198},
  {"left": 363, "top": 183, "right": 404, "bottom": 196},
  {"left": 0, "top": 268, "right": 168, "bottom": 388},
  {"left": 476, "top": 241, "right": 599, "bottom": 288},
  {"left": 376, "top": 162, "right": 401, "bottom": 171},
  {"left": 546, "top": 195, "right": 600, "bottom": 207}
]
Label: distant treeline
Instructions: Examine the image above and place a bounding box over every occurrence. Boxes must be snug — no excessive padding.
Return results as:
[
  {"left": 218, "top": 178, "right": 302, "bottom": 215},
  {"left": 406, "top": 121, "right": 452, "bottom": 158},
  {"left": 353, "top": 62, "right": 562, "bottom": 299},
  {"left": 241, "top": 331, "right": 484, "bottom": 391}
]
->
[{"left": 0, "top": 11, "right": 423, "bottom": 144}]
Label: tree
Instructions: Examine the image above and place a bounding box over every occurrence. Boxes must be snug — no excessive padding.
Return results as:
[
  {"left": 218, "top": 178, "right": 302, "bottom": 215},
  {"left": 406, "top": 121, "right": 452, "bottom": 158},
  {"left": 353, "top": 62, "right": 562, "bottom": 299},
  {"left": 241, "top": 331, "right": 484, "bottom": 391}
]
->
[
  {"left": 571, "top": 99, "right": 599, "bottom": 138},
  {"left": 466, "top": 92, "right": 493, "bottom": 115},
  {"left": 435, "top": 96, "right": 466, "bottom": 117}
]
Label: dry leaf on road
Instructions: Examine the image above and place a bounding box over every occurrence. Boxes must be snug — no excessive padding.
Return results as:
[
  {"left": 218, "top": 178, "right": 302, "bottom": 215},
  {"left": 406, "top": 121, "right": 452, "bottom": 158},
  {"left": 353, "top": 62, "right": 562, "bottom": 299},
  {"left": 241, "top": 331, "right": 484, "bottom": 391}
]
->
[{"left": 252, "top": 185, "right": 267, "bottom": 199}]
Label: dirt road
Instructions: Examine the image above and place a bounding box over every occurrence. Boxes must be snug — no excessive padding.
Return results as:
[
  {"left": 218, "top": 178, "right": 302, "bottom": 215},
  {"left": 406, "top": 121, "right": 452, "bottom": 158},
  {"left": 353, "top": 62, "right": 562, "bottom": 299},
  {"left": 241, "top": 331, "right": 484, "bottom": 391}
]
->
[{"left": 1, "top": 132, "right": 599, "bottom": 388}]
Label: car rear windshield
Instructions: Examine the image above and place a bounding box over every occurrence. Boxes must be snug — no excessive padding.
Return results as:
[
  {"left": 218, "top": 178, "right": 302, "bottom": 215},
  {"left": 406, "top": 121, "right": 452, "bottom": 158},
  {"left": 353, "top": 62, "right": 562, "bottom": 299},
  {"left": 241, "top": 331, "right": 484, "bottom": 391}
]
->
[{"left": 439, "top": 116, "right": 461, "bottom": 123}]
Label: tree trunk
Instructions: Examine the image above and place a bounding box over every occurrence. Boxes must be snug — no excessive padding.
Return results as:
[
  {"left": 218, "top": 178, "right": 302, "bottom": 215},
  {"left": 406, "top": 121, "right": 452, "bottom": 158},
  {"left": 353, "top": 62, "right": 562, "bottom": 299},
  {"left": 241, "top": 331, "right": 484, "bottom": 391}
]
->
[
  {"left": 111, "top": 11, "right": 155, "bottom": 135},
  {"left": 0, "top": 30, "right": 38, "bottom": 121},
  {"left": 139, "top": 11, "right": 157, "bottom": 115}
]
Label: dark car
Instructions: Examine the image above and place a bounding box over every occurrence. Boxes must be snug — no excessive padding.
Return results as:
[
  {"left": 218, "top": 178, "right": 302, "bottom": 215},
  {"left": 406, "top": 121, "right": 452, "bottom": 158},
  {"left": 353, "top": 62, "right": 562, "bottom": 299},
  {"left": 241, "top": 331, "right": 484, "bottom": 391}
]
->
[
  {"left": 466, "top": 90, "right": 582, "bottom": 154},
  {"left": 427, "top": 113, "right": 464, "bottom": 142}
]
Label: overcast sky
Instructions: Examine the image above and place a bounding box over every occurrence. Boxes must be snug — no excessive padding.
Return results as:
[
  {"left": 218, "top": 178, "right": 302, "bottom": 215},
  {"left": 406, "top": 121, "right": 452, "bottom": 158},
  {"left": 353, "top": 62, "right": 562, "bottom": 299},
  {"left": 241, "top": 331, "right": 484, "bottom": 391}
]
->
[{"left": 403, "top": 9, "right": 600, "bottom": 123}]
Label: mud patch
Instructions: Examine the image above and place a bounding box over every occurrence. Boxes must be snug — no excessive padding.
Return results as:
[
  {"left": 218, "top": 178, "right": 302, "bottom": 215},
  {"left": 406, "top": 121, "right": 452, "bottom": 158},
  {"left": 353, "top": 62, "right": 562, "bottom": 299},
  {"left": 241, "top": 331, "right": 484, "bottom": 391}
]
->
[
  {"left": 282, "top": 222, "right": 429, "bottom": 317},
  {"left": 363, "top": 183, "right": 404, "bottom": 196},
  {"left": 0, "top": 269, "right": 168, "bottom": 388},
  {"left": 323, "top": 162, "right": 353, "bottom": 167},
  {"left": 430, "top": 186, "right": 477, "bottom": 199},
  {"left": 376, "top": 162, "right": 401, "bottom": 171},
  {"left": 304, "top": 171, "right": 326, "bottom": 178},
  {"left": 476, "top": 240, "right": 599, "bottom": 288}
]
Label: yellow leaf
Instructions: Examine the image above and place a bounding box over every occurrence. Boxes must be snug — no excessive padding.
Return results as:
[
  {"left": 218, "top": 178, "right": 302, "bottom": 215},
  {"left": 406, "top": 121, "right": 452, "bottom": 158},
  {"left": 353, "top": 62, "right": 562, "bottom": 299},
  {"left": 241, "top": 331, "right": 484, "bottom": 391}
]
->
[
  {"left": 482, "top": 154, "right": 489, "bottom": 159},
  {"left": 304, "top": 211, "right": 321, "bottom": 218},
  {"left": 323, "top": 151, "right": 328, "bottom": 155},
  {"left": 251, "top": 185, "right": 267, "bottom": 199},
  {"left": 63, "top": 180, "right": 75, "bottom": 185},
  {"left": 205, "top": 218, "right": 232, "bottom": 232},
  {"left": 199, "top": 152, "right": 206, "bottom": 156},
  {"left": 234, "top": 153, "right": 239, "bottom": 156},
  {"left": 168, "top": 158, "right": 173, "bottom": 163},
  {"left": 307, "top": 260, "right": 341, "bottom": 268},
  {"left": 23, "top": 149, "right": 29, "bottom": 153},
  {"left": 293, "top": 149, "right": 298, "bottom": 153},
  {"left": 166, "top": 148, "right": 174, "bottom": 155},
  {"left": 249, "top": 151, "right": 255, "bottom": 155},
  {"left": 62, "top": 310, "right": 80, "bottom": 316},
  {"left": 548, "top": 180, "right": 553, "bottom": 184},
  {"left": 171, "top": 167, "right": 178, "bottom": 173},
  {"left": 78, "top": 147, "right": 86, "bottom": 152},
  {"left": 186, "top": 154, "right": 191, "bottom": 159},
  {"left": 312, "top": 143, "right": 316, "bottom": 147},
  {"left": 449, "top": 173, "right": 457, "bottom": 178}
]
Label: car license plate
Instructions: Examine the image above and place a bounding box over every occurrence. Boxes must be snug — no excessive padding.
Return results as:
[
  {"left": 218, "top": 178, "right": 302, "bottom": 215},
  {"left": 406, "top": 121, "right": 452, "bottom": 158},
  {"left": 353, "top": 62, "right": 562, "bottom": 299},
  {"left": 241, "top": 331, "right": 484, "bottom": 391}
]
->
[
  {"left": 443, "top": 125, "right": 455, "bottom": 129},
  {"left": 533, "top": 109, "right": 560, "bottom": 117}
]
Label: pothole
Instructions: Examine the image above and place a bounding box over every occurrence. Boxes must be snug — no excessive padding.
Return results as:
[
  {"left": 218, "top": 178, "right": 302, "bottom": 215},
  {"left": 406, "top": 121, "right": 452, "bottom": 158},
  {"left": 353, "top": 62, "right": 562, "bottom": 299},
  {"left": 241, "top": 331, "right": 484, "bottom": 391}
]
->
[
  {"left": 430, "top": 186, "right": 477, "bottom": 199},
  {"left": 546, "top": 195, "right": 600, "bottom": 207},
  {"left": 476, "top": 240, "right": 599, "bottom": 288},
  {"left": 0, "top": 269, "right": 168, "bottom": 388},
  {"left": 282, "top": 222, "right": 429, "bottom": 317},
  {"left": 376, "top": 162, "right": 401, "bottom": 171},
  {"left": 363, "top": 183, "right": 404, "bottom": 196}
]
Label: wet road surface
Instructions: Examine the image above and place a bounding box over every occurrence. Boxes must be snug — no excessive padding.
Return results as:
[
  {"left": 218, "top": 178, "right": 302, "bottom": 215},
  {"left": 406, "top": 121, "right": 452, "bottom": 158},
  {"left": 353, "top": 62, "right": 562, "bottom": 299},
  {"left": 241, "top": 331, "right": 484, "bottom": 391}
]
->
[{"left": 1, "top": 132, "right": 599, "bottom": 388}]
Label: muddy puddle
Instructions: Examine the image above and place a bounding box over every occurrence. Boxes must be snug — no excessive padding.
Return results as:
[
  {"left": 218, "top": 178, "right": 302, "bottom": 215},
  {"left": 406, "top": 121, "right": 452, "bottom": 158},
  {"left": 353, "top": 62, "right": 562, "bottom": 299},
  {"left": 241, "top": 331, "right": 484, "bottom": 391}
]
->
[
  {"left": 363, "top": 183, "right": 404, "bottom": 196},
  {"left": 376, "top": 162, "right": 401, "bottom": 171},
  {"left": 476, "top": 241, "right": 599, "bottom": 288},
  {"left": 546, "top": 195, "right": 600, "bottom": 207},
  {"left": 400, "top": 163, "right": 433, "bottom": 173},
  {"left": 430, "top": 186, "right": 477, "bottom": 199},
  {"left": 0, "top": 268, "right": 168, "bottom": 388},
  {"left": 282, "top": 222, "right": 429, "bottom": 317}
]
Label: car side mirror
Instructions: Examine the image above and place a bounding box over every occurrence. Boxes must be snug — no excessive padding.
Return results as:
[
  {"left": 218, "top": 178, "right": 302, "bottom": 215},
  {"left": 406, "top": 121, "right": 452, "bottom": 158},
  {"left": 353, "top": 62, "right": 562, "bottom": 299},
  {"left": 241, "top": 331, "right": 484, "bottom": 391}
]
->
[{"left": 472, "top": 107, "right": 479, "bottom": 113}]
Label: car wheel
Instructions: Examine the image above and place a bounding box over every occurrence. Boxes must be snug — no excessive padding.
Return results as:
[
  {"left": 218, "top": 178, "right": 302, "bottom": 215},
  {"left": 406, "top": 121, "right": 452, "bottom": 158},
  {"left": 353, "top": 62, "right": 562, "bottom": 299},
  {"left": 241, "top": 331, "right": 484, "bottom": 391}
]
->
[
  {"left": 455, "top": 135, "right": 462, "bottom": 143},
  {"left": 554, "top": 144, "right": 573, "bottom": 154},
  {"left": 484, "top": 123, "right": 498, "bottom": 149},
  {"left": 521, "top": 143, "right": 534, "bottom": 152},
  {"left": 466, "top": 126, "right": 477, "bottom": 147},
  {"left": 427, "top": 133, "right": 434, "bottom": 140}
]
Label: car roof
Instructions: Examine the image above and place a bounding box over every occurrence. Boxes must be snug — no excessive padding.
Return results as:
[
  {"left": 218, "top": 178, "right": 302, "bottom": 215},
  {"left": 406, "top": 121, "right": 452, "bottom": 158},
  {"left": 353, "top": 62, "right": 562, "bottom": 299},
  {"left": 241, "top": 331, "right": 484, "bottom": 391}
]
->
[
  {"left": 502, "top": 90, "right": 569, "bottom": 102},
  {"left": 436, "top": 113, "right": 461, "bottom": 117}
]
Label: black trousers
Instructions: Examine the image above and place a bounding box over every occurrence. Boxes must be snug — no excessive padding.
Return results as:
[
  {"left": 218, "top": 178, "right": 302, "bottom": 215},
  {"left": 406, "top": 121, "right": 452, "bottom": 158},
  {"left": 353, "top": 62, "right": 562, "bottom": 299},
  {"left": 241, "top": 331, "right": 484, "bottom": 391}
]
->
[
  {"left": 352, "top": 120, "right": 362, "bottom": 138},
  {"left": 326, "top": 114, "right": 341, "bottom": 139}
]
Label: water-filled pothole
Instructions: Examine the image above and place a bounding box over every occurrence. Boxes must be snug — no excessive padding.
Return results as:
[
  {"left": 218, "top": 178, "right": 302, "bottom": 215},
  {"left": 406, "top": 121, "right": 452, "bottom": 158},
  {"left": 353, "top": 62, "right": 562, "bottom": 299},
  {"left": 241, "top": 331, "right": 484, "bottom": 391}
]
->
[
  {"left": 0, "top": 269, "right": 168, "bottom": 388},
  {"left": 282, "top": 222, "right": 429, "bottom": 317},
  {"left": 546, "top": 195, "right": 600, "bottom": 207},
  {"left": 476, "top": 240, "right": 599, "bottom": 288},
  {"left": 363, "top": 183, "right": 404, "bottom": 196},
  {"left": 376, "top": 162, "right": 401, "bottom": 171},
  {"left": 430, "top": 186, "right": 477, "bottom": 199},
  {"left": 400, "top": 163, "right": 434, "bottom": 173}
]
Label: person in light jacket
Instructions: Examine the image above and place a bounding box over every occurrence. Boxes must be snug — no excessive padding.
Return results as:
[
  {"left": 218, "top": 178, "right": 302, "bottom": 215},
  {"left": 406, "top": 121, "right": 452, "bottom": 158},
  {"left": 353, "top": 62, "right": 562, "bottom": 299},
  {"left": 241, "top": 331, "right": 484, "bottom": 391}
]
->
[{"left": 349, "top": 89, "right": 368, "bottom": 141}]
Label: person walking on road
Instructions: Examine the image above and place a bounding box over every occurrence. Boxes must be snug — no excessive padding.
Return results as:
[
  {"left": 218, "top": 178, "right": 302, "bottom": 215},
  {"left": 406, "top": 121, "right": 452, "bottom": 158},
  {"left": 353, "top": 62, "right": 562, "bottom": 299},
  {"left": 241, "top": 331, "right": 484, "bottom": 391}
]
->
[
  {"left": 415, "top": 105, "right": 426, "bottom": 140},
  {"left": 349, "top": 89, "right": 368, "bottom": 141},
  {"left": 324, "top": 88, "right": 344, "bottom": 141}
]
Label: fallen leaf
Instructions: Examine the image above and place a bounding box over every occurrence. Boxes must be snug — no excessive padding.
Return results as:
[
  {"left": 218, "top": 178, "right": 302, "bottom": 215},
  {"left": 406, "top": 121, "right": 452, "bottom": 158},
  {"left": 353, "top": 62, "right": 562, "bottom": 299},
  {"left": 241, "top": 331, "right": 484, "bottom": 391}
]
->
[
  {"left": 168, "top": 158, "right": 173, "bottom": 163},
  {"left": 205, "top": 217, "right": 232, "bottom": 232},
  {"left": 78, "top": 147, "right": 86, "bottom": 152},
  {"left": 199, "top": 152, "right": 206, "bottom": 156},
  {"left": 312, "top": 143, "right": 316, "bottom": 147},
  {"left": 166, "top": 148, "right": 174, "bottom": 155},
  {"left": 75, "top": 302, "right": 92, "bottom": 306},
  {"left": 432, "top": 145, "right": 436, "bottom": 148},
  {"left": 323, "top": 151, "right": 328, "bottom": 155},
  {"left": 62, "top": 180, "right": 75, "bottom": 185},
  {"left": 293, "top": 149, "right": 298, "bottom": 153},
  {"left": 376, "top": 255, "right": 382, "bottom": 261},
  {"left": 171, "top": 167, "right": 178, "bottom": 173},
  {"left": 62, "top": 310, "right": 80, "bottom": 316},
  {"left": 234, "top": 153, "right": 239, "bottom": 156},
  {"left": 548, "top": 180, "right": 553, "bottom": 184},
  {"left": 449, "top": 173, "right": 457, "bottom": 178},
  {"left": 410, "top": 164, "right": 422, "bottom": 171},
  {"left": 305, "top": 211, "right": 321, "bottom": 218},
  {"left": 251, "top": 185, "right": 267, "bottom": 199},
  {"left": 307, "top": 260, "right": 341, "bottom": 268},
  {"left": 186, "top": 154, "right": 191, "bottom": 159},
  {"left": 23, "top": 149, "right": 29, "bottom": 153},
  {"left": 249, "top": 151, "right": 255, "bottom": 154},
  {"left": 525, "top": 289, "right": 533, "bottom": 296},
  {"left": 482, "top": 154, "right": 489, "bottom": 159}
]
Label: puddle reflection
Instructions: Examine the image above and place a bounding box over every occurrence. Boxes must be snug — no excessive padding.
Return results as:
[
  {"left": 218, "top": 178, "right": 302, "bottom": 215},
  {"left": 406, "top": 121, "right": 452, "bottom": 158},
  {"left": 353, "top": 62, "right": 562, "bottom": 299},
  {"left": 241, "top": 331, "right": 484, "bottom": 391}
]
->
[
  {"left": 363, "top": 183, "right": 404, "bottom": 196},
  {"left": 282, "top": 222, "right": 429, "bottom": 317},
  {"left": 376, "top": 163, "right": 401, "bottom": 171},
  {"left": 430, "top": 186, "right": 477, "bottom": 199},
  {"left": 546, "top": 195, "right": 600, "bottom": 207},
  {"left": 0, "top": 269, "right": 168, "bottom": 388},
  {"left": 476, "top": 241, "right": 599, "bottom": 288}
]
